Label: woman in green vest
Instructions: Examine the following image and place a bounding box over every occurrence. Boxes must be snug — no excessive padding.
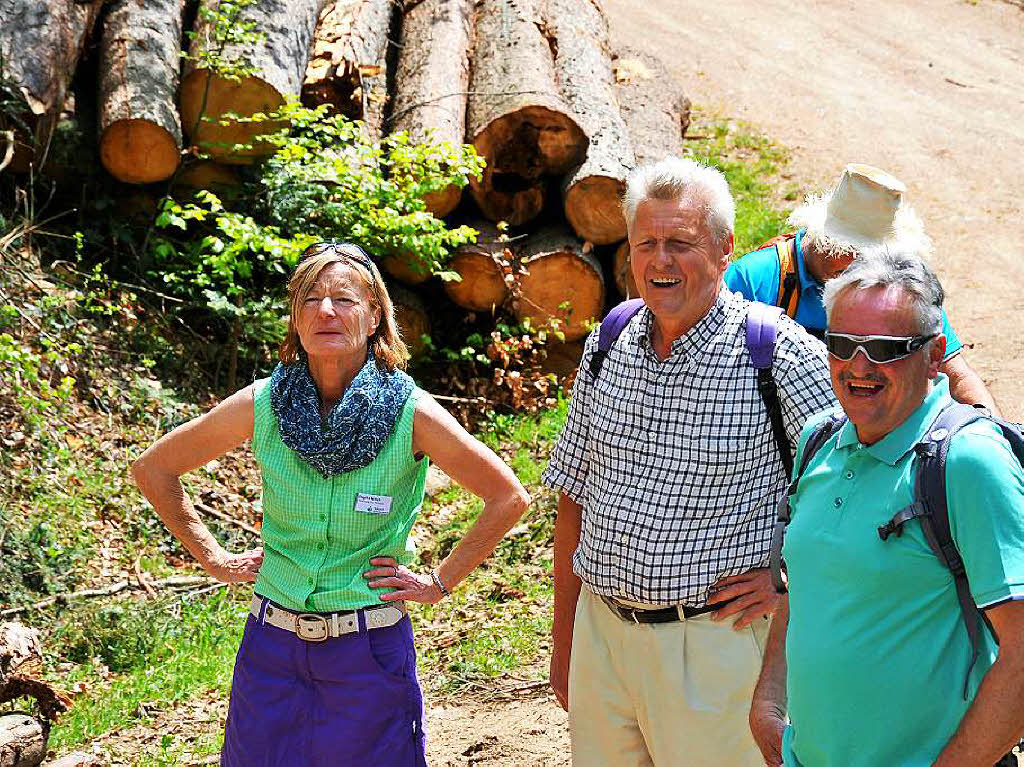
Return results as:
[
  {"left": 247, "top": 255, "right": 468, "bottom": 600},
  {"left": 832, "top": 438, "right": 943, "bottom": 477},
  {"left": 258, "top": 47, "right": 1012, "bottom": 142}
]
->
[{"left": 132, "top": 242, "right": 532, "bottom": 766}]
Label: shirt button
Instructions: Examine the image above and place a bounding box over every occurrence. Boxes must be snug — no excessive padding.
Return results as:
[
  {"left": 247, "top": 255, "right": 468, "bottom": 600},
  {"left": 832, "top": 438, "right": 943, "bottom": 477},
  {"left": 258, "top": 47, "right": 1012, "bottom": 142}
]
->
[
  {"left": 833, "top": 497, "right": 843, "bottom": 508},
  {"left": 317, "top": 543, "right": 325, "bottom": 551},
  {"left": 845, "top": 470, "right": 854, "bottom": 480},
  {"left": 319, "top": 513, "right": 327, "bottom": 521},
  {"left": 307, "top": 577, "right": 314, "bottom": 585}
]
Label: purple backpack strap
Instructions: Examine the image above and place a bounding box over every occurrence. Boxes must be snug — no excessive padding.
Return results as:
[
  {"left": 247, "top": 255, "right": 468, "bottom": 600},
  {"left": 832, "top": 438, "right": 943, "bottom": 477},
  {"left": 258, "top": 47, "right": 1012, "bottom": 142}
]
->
[
  {"left": 589, "top": 298, "right": 645, "bottom": 379},
  {"left": 745, "top": 301, "right": 784, "bottom": 370}
]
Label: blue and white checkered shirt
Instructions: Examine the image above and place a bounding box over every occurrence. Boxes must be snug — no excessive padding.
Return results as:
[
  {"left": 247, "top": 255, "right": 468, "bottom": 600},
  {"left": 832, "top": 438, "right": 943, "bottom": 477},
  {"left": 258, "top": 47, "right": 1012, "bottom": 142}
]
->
[{"left": 543, "top": 288, "right": 835, "bottom": 606}]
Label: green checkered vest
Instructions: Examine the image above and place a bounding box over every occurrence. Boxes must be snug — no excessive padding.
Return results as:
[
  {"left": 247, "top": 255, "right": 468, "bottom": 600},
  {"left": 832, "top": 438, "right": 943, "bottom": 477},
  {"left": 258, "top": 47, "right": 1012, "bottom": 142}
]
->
[{"left": 251, "top": 378, "right": 428, "bottom": 611}]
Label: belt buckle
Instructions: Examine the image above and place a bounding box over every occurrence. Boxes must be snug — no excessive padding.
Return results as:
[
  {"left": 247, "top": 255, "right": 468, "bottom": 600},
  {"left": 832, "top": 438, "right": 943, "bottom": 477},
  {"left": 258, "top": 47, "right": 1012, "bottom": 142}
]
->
[{"left": 296, "top": 614, "right": 329, "bottom": 642}]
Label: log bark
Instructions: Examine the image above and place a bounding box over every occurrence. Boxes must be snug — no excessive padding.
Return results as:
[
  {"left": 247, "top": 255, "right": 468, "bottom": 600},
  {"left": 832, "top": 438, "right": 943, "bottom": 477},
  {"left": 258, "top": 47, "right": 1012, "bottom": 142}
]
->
[
  {"left": 390, "top": 0, "right": 474, "bottom": 217},
  {"left": 515, "top": 226, "right": 604, "bottom": 341},
  {"left": 390, "top": 283, "right": 430, "bottom": 358},
  {"left": 467, "top": 0, "right": 587, "bottom": 226},
  {"left": 0, "top": 714, "right": 44, "bottom": 767},
  {"left": 444, "top": 221, "right": 511, "bottom": 312},
  {"left": 98, "top": 0, "right": 184, "bottom": 184},
  {"left": 612, "top": 239, "right": 638, "bottom": 298},
  {"left": 0, "top": 0, "right": 106, "bottom": 171},
  {"left": 180, "top": 0, "right": 326, "bottom": 163},
  {"left": 302, "top": 0, "right": 394, "bottom": 144},
  {"left": 612, "top": 48, "right": 691, "bottom": 166},
  {"left": 550, "top": 0, "right": 633, "bottom": 245},
  {"left": 0, "top": 624, "right": 41, "bottom": 686}
]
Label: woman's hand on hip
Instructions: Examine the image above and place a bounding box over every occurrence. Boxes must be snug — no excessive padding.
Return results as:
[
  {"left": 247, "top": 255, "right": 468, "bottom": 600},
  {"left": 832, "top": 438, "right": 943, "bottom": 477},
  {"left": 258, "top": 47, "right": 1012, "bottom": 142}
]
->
[
  {"left": 364, "top": 556, "right": 443, "bottom": 604},
  {"left": 207, "top": 547, "right": 264, "bottom": 583}
]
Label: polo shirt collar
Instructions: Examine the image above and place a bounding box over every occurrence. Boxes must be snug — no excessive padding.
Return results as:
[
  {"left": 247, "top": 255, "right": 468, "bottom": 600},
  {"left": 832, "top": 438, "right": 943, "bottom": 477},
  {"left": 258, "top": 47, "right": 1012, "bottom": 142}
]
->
[
  {"left": 636, "top": 290, "right": 729, "bottom": 359},
  {"left": 793, "top": 228, "right": 821, "bottom": 296},
  {"left": 834, "top": 374, "right": 952, "bottom": 465}
]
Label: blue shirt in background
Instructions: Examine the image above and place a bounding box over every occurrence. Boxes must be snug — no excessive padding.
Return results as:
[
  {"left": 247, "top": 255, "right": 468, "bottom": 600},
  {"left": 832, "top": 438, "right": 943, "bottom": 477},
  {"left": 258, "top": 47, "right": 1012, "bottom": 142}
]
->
[{"left": 724, "top": 229, "right": 963, "bottom": 360}]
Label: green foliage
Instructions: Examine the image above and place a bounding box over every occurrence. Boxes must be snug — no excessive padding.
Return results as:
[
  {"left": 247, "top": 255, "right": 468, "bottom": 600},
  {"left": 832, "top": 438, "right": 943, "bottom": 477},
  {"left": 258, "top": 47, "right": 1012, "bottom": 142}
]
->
[
  {"left": 0, "top": 515, "right": 86, "bottom": 606},
  {"left": 149, "top": 104, "right": 483, "bottom": 385},
  {"left": 184, "top": 0, "right": 263, "bottom": 84}
]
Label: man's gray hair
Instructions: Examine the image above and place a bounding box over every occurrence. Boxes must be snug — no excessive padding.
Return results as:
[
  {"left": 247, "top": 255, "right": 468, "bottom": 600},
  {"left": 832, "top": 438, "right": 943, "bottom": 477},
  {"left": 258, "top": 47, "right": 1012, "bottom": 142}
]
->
[
  {"left": 823, "top": 249, "right": 944, "bottom": 335},
  {"left": 623, "top": 157, "right": 736, "bottom": 245}
]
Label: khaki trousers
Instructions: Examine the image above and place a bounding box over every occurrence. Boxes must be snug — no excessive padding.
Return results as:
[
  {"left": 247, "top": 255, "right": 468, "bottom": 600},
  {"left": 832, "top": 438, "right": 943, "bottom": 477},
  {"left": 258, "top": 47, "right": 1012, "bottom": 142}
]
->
[{"left": 568, "top": 588, "right": 769, "bottom": 767}]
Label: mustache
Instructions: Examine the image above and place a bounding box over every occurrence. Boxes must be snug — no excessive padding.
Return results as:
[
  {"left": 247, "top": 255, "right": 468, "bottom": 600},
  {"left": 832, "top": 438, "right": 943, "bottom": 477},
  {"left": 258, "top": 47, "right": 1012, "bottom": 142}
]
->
[{"left": 839, "top": 372, "right": 886, "bottom": 384}]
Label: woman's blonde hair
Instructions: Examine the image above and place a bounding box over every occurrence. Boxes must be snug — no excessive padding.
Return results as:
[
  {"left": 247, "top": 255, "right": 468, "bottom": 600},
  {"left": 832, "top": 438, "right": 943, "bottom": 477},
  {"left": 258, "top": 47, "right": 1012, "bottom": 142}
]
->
[{"left": 278, "top": 242, "right": 409, "bottom": 370}]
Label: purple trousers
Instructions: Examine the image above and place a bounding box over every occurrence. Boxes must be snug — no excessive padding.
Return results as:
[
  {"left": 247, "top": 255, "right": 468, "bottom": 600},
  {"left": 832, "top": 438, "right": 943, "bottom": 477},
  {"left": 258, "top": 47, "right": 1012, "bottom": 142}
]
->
[{"left": 221, "top": 598, "right": 426, "bottom": 767}]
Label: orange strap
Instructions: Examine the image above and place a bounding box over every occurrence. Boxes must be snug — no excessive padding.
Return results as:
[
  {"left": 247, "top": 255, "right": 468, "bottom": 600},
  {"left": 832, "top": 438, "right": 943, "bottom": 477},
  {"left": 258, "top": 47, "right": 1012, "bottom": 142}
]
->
[{"left": 775, "top": 239, "right": 800, "bottom": 319}]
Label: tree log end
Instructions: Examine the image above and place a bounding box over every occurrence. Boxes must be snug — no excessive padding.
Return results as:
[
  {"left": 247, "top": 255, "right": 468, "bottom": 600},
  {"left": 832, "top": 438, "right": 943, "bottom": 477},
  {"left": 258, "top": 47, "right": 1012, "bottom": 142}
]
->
[
  {"left": 179, "top": 70, "right": 285, "bottom": 163},
  {"left": 390, "top": 285, "right": 430, "bottom": 358},
  {"left": 613, "top": 240, "right": 639, "bottom": 299},
  {"left": 382, "top": 253, "right": 432, "bottom": 285},
  {"left": 473, "top": 104, "right": 587, "bottom": 180},
  {"left": 99, "top": 120, "right": 180, "bottom": 184},
  {"left": 468, "top": 182, "right": 546, "bottom": 227},
  {"left": 422, "top": 185, "right": 462, "bottom": 220},
  {"left": 564, "top": 175, "right": 627, "bottom": 245},
  {"left": 173, "top": 161, "right": 241, "bottom": 192},
  {"left": 516, "top": 246, "right": 604, "bottom": 341},
  {"left": 444, "top": 250, "right": 509, "bottom": 312}
]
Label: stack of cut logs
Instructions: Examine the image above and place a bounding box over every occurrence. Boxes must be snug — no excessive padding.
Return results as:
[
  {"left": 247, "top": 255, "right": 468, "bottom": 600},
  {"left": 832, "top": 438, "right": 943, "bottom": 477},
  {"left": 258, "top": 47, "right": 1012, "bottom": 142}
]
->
[{"left": 0, "top": 0, "right": 689, "bottom": 352}]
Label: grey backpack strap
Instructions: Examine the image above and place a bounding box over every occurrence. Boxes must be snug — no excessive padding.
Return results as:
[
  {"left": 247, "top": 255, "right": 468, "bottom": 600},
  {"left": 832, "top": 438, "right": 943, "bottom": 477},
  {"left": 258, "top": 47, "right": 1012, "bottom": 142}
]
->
[
  {"left": 769, "top": 414, "right": 846, "bottom": 593},
  {"left": 589, "top": 299, "right": 645, "bottom": 379}
]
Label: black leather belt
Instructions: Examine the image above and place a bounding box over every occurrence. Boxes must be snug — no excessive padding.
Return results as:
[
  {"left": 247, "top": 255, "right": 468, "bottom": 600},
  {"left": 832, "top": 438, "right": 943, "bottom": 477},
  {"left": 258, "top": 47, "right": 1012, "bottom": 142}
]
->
[{"left": 600, "top": 595, "right": 729, "bottom": 623}]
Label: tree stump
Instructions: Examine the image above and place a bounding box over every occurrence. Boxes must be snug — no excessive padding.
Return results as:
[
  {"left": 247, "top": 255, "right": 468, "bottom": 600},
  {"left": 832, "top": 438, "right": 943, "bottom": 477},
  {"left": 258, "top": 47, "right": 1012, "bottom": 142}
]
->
[
  {"left": 98, "top": 0, "right": 184, "bottom": 183},
  {"left": 515, "top": 226, "right": 604, "bottom": 341},
  {"left": 180, "top": 0, "right": 326, "bottom": 163},
  {"left": 444, "top": 222, "right": 511, "bottom": 312},
  {"left": 390, "top": 0, "right": 474, "bottom": 217},
  {"left": 612, "top": 48, "right": 691, "bottom": 166},
  {"left": 0, "top": 715, "right": 44, "bottom": 767},
  {"left": 467, "top": 0, "right": 587, "bottom": 226},
  {"left": 0, "top": 0, "right": 106, "bottom": 171},
  {"left": 302, "top": 0, "right": 394, "bottom": 144},
  {"left": 381, "top": 251, "right": 432, "bottom": 285},
  {"left": 550, "top": 0, "right": 634, "bottom": 245}
]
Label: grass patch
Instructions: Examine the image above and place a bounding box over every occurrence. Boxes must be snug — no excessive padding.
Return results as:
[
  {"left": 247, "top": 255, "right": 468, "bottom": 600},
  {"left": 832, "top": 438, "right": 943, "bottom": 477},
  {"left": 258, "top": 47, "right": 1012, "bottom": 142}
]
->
[
  {"left": 45, "top": 587, "right": 249, "bottom": 752},
  {"left": 684, "top": 110, "right": 797, "bottom": 255}
]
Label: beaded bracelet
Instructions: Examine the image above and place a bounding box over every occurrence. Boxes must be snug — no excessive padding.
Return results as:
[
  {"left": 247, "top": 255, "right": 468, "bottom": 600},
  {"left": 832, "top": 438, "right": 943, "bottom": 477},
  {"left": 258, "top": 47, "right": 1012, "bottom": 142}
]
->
[{"left": 430, "top": 569, "right": 450, "bottom": 598}]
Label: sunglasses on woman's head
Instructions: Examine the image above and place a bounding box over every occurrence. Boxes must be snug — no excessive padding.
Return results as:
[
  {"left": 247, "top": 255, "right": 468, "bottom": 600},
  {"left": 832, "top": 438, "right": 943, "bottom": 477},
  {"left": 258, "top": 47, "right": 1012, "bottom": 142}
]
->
[
  {"left": 824, "top": 332, "right": 937, "bottom": 364},
  {"left": 304, "top": 241, "right": 376, "bottom": 272}
]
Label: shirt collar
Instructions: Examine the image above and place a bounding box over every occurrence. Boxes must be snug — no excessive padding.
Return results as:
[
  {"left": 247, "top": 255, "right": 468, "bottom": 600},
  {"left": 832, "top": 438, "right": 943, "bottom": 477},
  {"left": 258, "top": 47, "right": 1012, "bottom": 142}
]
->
[
  {"left": 834, "top": 374, "right": 952, "bottom": 465},
  {"left": 793, "top": 228, "right": 821, "bottom": 294},
  {"left": 636, "top": 289, "right": 730, "bottom": 359}
]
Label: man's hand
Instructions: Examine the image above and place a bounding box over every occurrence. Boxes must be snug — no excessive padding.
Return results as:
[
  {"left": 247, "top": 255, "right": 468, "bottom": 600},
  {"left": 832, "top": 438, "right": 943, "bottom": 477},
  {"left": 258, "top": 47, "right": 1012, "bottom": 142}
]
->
[
  {"left": 749, "top": 702, "right": 786, "bottom": 767},
  {"left": 207, "top": 547, "right": 263, "bottom": 583},
  {"left": 549, "top": 643, "right": 570, "bottom": 711},
  {"left": 708, "top": 568, "right": 780, "bottom": 629}
]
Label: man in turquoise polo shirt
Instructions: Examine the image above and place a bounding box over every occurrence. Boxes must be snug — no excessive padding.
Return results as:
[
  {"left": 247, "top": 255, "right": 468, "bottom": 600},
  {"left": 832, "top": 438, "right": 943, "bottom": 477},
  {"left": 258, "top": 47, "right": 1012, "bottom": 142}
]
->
[
  {"left": 749, "top": 251, "right": 1024, "bottom": 766},
  {"left": 724, "top": 163, "right": 999, "bottom": 414}
]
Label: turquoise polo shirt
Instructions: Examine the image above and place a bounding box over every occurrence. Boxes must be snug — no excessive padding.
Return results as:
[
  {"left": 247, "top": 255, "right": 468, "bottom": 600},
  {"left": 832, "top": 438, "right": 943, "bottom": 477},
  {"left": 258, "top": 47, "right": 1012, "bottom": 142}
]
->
[
  {"left": 723, "top": 229, "right": 963, "bottom": 360},
  {"left": 781, "top": 376, "right": 1024, "bottom": 767}
]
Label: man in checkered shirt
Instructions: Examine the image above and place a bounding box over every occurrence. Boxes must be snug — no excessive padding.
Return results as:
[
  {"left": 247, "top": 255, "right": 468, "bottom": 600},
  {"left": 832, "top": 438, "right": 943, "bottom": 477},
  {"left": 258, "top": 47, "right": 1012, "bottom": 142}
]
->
[{"left": 543, "top": 157, "right": 835, "bottom": 766}]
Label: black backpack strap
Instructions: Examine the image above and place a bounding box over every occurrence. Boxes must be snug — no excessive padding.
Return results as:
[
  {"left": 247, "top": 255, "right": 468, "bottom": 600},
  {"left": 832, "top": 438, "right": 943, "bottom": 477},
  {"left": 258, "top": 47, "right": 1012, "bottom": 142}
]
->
[
  {"left": 745, "top": 302, "right": 793, "bottom": 478},
  {"left": 877, "top": 402, "right": 991, "bottom": 699},
  {"left": 588, "top": 299, "right": 645, "bottom": 379},
  {"left": 769, "top": 413, "right": 846, "bottom": 593}
]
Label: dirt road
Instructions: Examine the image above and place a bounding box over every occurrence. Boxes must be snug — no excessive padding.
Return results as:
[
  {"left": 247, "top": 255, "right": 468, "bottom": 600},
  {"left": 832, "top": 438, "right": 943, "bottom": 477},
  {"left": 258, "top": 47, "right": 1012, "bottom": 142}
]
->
[{"left": 426, "top": 1, "right": 1024, "bottom": 763}]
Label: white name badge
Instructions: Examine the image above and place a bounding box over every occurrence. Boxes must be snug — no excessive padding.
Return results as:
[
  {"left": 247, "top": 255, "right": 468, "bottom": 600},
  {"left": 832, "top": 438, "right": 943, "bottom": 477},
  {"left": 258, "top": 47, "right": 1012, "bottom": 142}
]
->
[{"left": 355, "top": 493, "right": 393, "bottom": 515}]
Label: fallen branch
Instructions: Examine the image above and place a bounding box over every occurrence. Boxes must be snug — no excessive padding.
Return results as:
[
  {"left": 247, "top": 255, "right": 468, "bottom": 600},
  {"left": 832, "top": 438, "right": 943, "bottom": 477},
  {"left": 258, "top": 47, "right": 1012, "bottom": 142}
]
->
[
  {"left": 193, "top": 501, "right": 261, "bottom": 537},
  {"left": 0, "top": 576, "right": 217, "bottom": 618}
]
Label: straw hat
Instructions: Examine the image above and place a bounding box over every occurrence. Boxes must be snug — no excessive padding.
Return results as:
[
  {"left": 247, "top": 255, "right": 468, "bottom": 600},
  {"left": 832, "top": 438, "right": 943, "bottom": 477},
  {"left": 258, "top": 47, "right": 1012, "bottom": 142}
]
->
[{"left": 809, "top": 164, "right": 908, "bottom": 250}]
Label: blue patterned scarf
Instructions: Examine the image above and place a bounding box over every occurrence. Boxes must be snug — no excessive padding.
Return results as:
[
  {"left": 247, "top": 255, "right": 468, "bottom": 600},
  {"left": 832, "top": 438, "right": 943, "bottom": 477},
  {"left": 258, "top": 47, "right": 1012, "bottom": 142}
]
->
[{"left": 270, "top": 353, "right": 415, "bottom": 477}]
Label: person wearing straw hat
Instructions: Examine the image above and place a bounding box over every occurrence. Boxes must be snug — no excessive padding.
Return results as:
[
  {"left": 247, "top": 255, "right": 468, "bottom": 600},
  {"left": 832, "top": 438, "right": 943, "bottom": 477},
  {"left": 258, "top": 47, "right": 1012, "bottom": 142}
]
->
[
  {"left": 132, "top": 242, "right": 531, "bottom": 766},
  {"left": 724, "top": 163, "right": 999, "bottom": 414}
]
